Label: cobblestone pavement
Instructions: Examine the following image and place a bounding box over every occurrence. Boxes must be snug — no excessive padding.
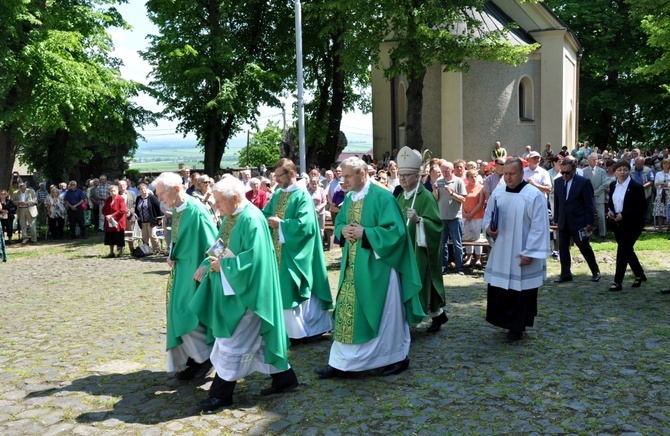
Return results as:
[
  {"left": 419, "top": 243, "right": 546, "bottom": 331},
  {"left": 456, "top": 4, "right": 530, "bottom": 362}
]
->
[{"left": 1, "top": 235, "right": 670, "bottom": 435}]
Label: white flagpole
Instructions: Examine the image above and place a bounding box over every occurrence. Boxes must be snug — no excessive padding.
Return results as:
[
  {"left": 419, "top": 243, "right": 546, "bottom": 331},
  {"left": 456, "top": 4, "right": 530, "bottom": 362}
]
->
[{"left": 294, "top": 0, "right": 306, "bottom": 173}]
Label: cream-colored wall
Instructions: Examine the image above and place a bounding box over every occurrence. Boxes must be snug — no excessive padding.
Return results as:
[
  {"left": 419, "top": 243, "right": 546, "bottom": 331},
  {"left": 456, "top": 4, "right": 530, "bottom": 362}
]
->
[
  {"left": 441, "top": 71, "right": 463, "bottom": 161},
  {"left": 371, "top": 42, "right": 395, "bottom": 160},
  {"left": 421, "top": 64, "right": 442, "bottom": 152}
]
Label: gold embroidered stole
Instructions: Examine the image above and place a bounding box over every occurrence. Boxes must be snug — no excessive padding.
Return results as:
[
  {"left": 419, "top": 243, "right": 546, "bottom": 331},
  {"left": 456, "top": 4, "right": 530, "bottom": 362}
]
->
[
  {"left": 333, "top": 198, "right": 364, "bottom": 344},
  {"left": 271, "top": 190, "right": 293, "bottom": 271}
]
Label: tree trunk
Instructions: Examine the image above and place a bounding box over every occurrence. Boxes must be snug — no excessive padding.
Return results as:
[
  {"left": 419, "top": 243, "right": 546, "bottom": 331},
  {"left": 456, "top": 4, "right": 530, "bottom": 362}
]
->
[
  {"left": 405, "top": 73, "right": 425, "bottom": 151},
  {"left": 322, "top": 33, "right": 346, "bottom": 168},
  {"left": 0, "top": 127, "right": 19, "bottom": 188}
]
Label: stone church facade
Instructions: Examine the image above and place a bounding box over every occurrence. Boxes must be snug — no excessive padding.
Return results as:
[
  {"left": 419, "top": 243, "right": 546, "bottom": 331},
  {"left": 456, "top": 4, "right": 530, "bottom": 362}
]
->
[{"left": 371, "top": 0, "right": 582, "bottom": 162}]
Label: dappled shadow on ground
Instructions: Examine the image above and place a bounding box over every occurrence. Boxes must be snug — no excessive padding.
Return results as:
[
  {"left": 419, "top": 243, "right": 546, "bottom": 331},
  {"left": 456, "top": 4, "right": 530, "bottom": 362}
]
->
[{"left": 26, "top": 371, "right": 207, "bottom": 424}]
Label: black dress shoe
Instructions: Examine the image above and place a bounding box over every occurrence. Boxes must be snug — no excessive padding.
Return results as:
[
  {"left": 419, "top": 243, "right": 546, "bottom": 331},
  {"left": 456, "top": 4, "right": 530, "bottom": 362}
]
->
[
  {"left": 315, "top": 365, "right": 348, "bottom": 379},
  {"left": 199, "top": 396, "right": 232, "bottom": 412},
  {"left": 609, "top": 283, "right": 622, "bottom": 292},
  {"left": 506, "top": 331, "right": 523, "bottom": 342},
  {"left": 660, "top": 288, "right": 670, "bottom": 294},
  {"left": 427, "top": 312, "right": 449, "bottom": 333},
  {"left": 380, "top": 357, "right": 410, "bottom": 376},
  {"left": 592, "top": 272, "right": 601, "bottom": 282},
  {"left": 260, "top": 368, "right": 299, "bottom": 396},
  {"left": 176, "top": 358, "right": 213, "bottom": 381},
  {"left": 554, "top": 276, "right": 573, "bottom": 283}
]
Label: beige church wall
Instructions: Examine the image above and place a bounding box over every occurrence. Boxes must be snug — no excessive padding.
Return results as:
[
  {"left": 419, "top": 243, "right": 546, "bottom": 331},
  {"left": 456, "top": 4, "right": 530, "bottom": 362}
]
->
[
  {"left": 371, "top": 41, "right": 395, "bottom": 160},
  {"left": 458, "top": 59, "right": 541, "bottom": 162},
  {"left": 421, "top": 63, "right": 443, "bottom": 153}
]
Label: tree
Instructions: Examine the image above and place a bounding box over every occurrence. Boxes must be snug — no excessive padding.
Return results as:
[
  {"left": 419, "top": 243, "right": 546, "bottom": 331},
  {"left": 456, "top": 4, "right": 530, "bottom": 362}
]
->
[
  {"left": 142, "top": 0, "right": 296, "bottom": 176},
  {"left": 373, "top": 0, "right": 539, "bottom": 150},
  {"left": 546, "top": 0, "right": 670, "bottom": 149},
  {"left": 631, "top": 0, "right": 670, "bottom": 83},
  {"left": 0, "top": 0, "right": 151, "bottom": 187},
  {"left": 237, "top": 121, "right": 282, "bottom": 168},
  {"left": 298, "top": 0, "right": 380, "bottom": 168}
]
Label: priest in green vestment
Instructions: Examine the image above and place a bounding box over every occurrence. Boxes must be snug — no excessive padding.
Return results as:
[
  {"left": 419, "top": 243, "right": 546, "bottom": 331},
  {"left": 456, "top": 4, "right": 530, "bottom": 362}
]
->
[
  {"left": 153, "top": 172, "right": 218, "bottom": 380},
  {"left": 262, "top": 158, "right": 333, "bottom": 340},
  {"left": 189, "top": 176, "right": 297, "bottom": 412},
  {"left": 315, "top": 157, "right": 425, "bottom": 379},
  {"left": 394, "top": 147, "right": 447, "bottom": 333}
]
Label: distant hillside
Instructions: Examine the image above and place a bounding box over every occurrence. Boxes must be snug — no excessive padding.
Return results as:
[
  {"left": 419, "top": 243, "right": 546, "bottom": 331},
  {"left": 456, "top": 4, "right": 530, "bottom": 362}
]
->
[{"left": 130, "top": 131, "right": 372, "bottom": 172}]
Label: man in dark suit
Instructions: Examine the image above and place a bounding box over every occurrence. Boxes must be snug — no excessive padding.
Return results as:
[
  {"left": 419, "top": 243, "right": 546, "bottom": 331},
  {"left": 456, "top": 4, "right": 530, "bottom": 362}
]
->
[{"left": 553, "top": 160, "right": 601, "bottom": 282}]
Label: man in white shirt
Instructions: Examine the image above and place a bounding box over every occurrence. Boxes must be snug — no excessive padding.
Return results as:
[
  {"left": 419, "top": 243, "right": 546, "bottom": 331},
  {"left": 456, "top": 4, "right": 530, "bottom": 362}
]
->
[{"left": 523, "top": 151, "right": 552, "bottom": 199}]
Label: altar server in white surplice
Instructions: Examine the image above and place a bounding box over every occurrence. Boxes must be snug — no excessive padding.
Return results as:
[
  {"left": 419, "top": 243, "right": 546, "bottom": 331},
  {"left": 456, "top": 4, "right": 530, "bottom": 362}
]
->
[{"left": 483, "top": 158, "right": 550, "bottom": 342}]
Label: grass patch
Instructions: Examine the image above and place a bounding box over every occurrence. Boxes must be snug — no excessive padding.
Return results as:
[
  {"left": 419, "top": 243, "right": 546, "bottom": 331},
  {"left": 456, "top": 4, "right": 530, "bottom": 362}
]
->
[{"left": 592, "top": 231, "right": 670, "bottom": 252}]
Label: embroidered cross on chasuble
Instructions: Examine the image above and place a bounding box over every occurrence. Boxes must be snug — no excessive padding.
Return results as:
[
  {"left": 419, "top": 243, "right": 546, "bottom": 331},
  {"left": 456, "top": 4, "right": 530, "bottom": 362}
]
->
[
  {"left": 270, "top": 190, "right": 293, "bottom": 271},
  {"left": 333, "top": 198, "right": 364, "bottom": 344}
]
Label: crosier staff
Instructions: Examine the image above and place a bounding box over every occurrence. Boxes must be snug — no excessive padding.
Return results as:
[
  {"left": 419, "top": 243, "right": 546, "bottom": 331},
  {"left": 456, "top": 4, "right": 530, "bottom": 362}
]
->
[{"left": 406, "top": 149, "right": 432, "bottom": 226}]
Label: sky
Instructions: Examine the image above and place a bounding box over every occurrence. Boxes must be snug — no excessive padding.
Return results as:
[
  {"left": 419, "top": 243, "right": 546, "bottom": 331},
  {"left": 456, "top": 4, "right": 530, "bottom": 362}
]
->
[{"left": 109, "top": 0, "right": 373, "bottom": 144}]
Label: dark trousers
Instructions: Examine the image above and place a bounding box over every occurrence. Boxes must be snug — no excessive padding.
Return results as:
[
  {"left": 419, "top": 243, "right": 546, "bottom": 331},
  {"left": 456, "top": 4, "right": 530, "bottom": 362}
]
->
[
  {"left": 49, "top": 217, "right": 64, "bottom": 239},
  {"left": 67, "top": 207, "right": 86, "bottom": 237},
  {"left": 1, "top": 218, "right": 13, "bottom": 240},
  {"left": 558, "top": 223, "right": 599, "bottom": 278},
  {"left": 613, "top": 225, "right": 644, "bottom": 284},
  {"left": 91, "top": 206, "right": 99, "bottom": 229}
]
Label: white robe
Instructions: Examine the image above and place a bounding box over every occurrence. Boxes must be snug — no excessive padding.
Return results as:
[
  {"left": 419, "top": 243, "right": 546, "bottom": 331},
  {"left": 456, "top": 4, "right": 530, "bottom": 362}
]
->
[
  {"left": 329, "top": 270, "right": 411, "bottom": 372},
  {"left": 483, "top": 183, "right": 550, "bottom": 291}
]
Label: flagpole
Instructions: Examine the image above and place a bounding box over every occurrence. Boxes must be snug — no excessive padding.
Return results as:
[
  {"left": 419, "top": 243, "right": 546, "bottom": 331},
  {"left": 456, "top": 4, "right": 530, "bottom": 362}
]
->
[{"left": 294, "top": 0, "right": 306, "bottom": 173}]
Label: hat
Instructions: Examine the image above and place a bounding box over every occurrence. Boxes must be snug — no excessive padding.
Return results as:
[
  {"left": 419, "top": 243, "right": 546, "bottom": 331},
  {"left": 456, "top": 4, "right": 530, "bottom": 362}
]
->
[
  {"left": 528, "top": 151, "right": 541, "bottom": 158},
  {"left": 18, "top": 182, "right": 26, "bottom": 188},
  {"left": 397, "top": 146, "right": 422, "bottom": 173},
  {"left": 367, "top": 165, "right": 376, "bottom": 173}
]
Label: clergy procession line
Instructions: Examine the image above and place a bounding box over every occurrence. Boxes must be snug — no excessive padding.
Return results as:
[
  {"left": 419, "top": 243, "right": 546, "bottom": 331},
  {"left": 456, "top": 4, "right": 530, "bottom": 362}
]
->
[{"left": 154, "top": 147, "right": 558, "bottom": 413}]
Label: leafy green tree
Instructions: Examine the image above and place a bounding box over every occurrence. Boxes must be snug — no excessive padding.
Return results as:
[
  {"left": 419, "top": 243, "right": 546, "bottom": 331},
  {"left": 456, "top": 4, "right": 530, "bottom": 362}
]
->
[
  {"left": 546, "top": 0, "right": 670, "bottom": 149},
  {"left": 0, "top": 0, "right": 150, "bottom": 187},
  {"left": 630, "top": 0, "right": 670, "bottom": 89},
  {"left": 237, "top": 121, "right": 282, "bottom": 168},
  {"left": 373, "top": 0, "right": 539, "bottom": 150},
  {"left": 142, "top": 0, "right": 296, "bottom": 177},
  {"left": 298, "top": 0, "right": 380, "bottom": 168}
]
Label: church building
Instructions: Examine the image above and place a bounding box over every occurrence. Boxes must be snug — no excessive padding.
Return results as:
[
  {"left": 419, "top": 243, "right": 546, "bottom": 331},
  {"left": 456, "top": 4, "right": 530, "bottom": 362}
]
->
[{"left": 371, "top": 0, "right": 582, "bottom": 162}]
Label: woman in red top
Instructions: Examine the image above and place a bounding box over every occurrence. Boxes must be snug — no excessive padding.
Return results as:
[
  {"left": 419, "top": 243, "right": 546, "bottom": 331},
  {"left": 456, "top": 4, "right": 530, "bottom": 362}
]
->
[
  {"left": 102, "top": 184, "right": 127, "bottom": 258},
  {"left": 245, "top": 178, "right": 268, "bottom": 209},
  {"left": 462, "top": 169, "right": 485, "bottom": 267}
]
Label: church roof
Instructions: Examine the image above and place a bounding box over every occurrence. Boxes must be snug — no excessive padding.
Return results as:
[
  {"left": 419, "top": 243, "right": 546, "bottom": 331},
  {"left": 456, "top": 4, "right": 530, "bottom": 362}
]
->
[{"left": 449, "top": 1, "right": 536, "bottom": 46}]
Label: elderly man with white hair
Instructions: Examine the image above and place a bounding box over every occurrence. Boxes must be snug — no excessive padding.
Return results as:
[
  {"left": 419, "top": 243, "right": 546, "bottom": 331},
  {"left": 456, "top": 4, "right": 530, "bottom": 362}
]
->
[
  {"left": 190, "top": 176, "right": 297, "bottom": 412},
  {"left": 315, "top": 156, "right": 424, "bottom": 378},
  {"left": 152, "top": 172, "right": 218, "bottom": 381}
]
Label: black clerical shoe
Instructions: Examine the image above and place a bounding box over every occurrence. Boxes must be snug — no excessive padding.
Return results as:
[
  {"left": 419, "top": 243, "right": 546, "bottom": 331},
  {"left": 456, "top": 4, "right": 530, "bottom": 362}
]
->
[
  {"left": 427, "top": 312, "right": 449, "bottom": 333},
  {"left": 260, "top": 368, "right": 299, "bottom": 396},
  {"left": 660, "top": 288, "right": 670, "bottom": 294},
  {"left": 380, "top": 357, "right": 410, "bottom": 376},
  {"left": 592, "top": 272, "right": 601, "bottom": 282},
  {"left": 609, "top": 283, "right": 622, "bottom": 292},
  {"left": 176, "top": 359, "right": 213, "bottom": 381},
  {"left": 554, "top": 275, "right": 573, "bottom": 283},
  {"left": 199, "top": 396, "right": 232, "bottom": 412},
  {"left": 506, "top": 331, "right": 523, "bottom": 342},
  {"left": 315, "top": 365, "right": 348, "bottom": 379}
]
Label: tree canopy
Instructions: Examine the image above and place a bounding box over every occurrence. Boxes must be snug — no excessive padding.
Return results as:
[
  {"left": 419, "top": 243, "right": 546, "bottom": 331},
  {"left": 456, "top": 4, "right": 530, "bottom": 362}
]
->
[
  {"left": 142, "top": 0, "right": 296, "bottom": 176},
  {"left": 236, "top": 121, "right": 282, "bottom": 168},
  {"left": 546, "top": 0, "right": 670, "bottom": 150},
  {"left": 0, "top": 0, "right": 151, "bottom": 187}
]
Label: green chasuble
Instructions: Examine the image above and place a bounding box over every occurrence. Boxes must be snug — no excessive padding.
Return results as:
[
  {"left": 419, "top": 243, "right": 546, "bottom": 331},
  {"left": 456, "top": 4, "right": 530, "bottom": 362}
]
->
[
  {"left": 189, "top": 203, "right": 289, "bottom": 371},
  {"left": 333, "top": 182, "right": 425, "bottom": 344},
  {"left": 396, "top": 184, "right": 445, "bottom": 314},
  {"left": 166, "top": 196, "right": 218, "bottom": 350},
  {"left": 262, "top": 186, "right": 332, "bottom": 311}
]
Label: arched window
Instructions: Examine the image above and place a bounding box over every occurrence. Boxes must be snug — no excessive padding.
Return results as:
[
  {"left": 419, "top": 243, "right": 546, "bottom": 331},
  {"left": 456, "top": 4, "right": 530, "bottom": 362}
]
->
[{"left": 519, "top": 76, "right": 534, "bottom": 121}]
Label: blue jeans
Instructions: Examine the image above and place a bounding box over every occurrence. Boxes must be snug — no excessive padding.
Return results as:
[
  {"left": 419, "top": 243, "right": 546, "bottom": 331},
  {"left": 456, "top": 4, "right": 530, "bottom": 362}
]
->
[{"left": 442, "top": 218, "right": 463, "bottom": 272}]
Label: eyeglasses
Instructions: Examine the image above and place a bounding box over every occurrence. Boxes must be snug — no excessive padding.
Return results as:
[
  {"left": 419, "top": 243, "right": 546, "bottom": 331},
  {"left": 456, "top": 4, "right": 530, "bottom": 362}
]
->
[
  {"left": 275, "top": 171, "right": 287, "bottom": 178},
  {"left": 560, "top": 171, "right": 574, "bottom": 175},
  {"left": 397, "top": 173, "right": 417, "bottom": 180}
]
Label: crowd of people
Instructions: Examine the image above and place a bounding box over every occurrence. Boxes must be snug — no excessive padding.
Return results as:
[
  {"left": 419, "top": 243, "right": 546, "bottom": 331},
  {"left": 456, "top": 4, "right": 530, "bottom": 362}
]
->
[{"left": 1, "top": 140, "right": 667, "bottom": 410}]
